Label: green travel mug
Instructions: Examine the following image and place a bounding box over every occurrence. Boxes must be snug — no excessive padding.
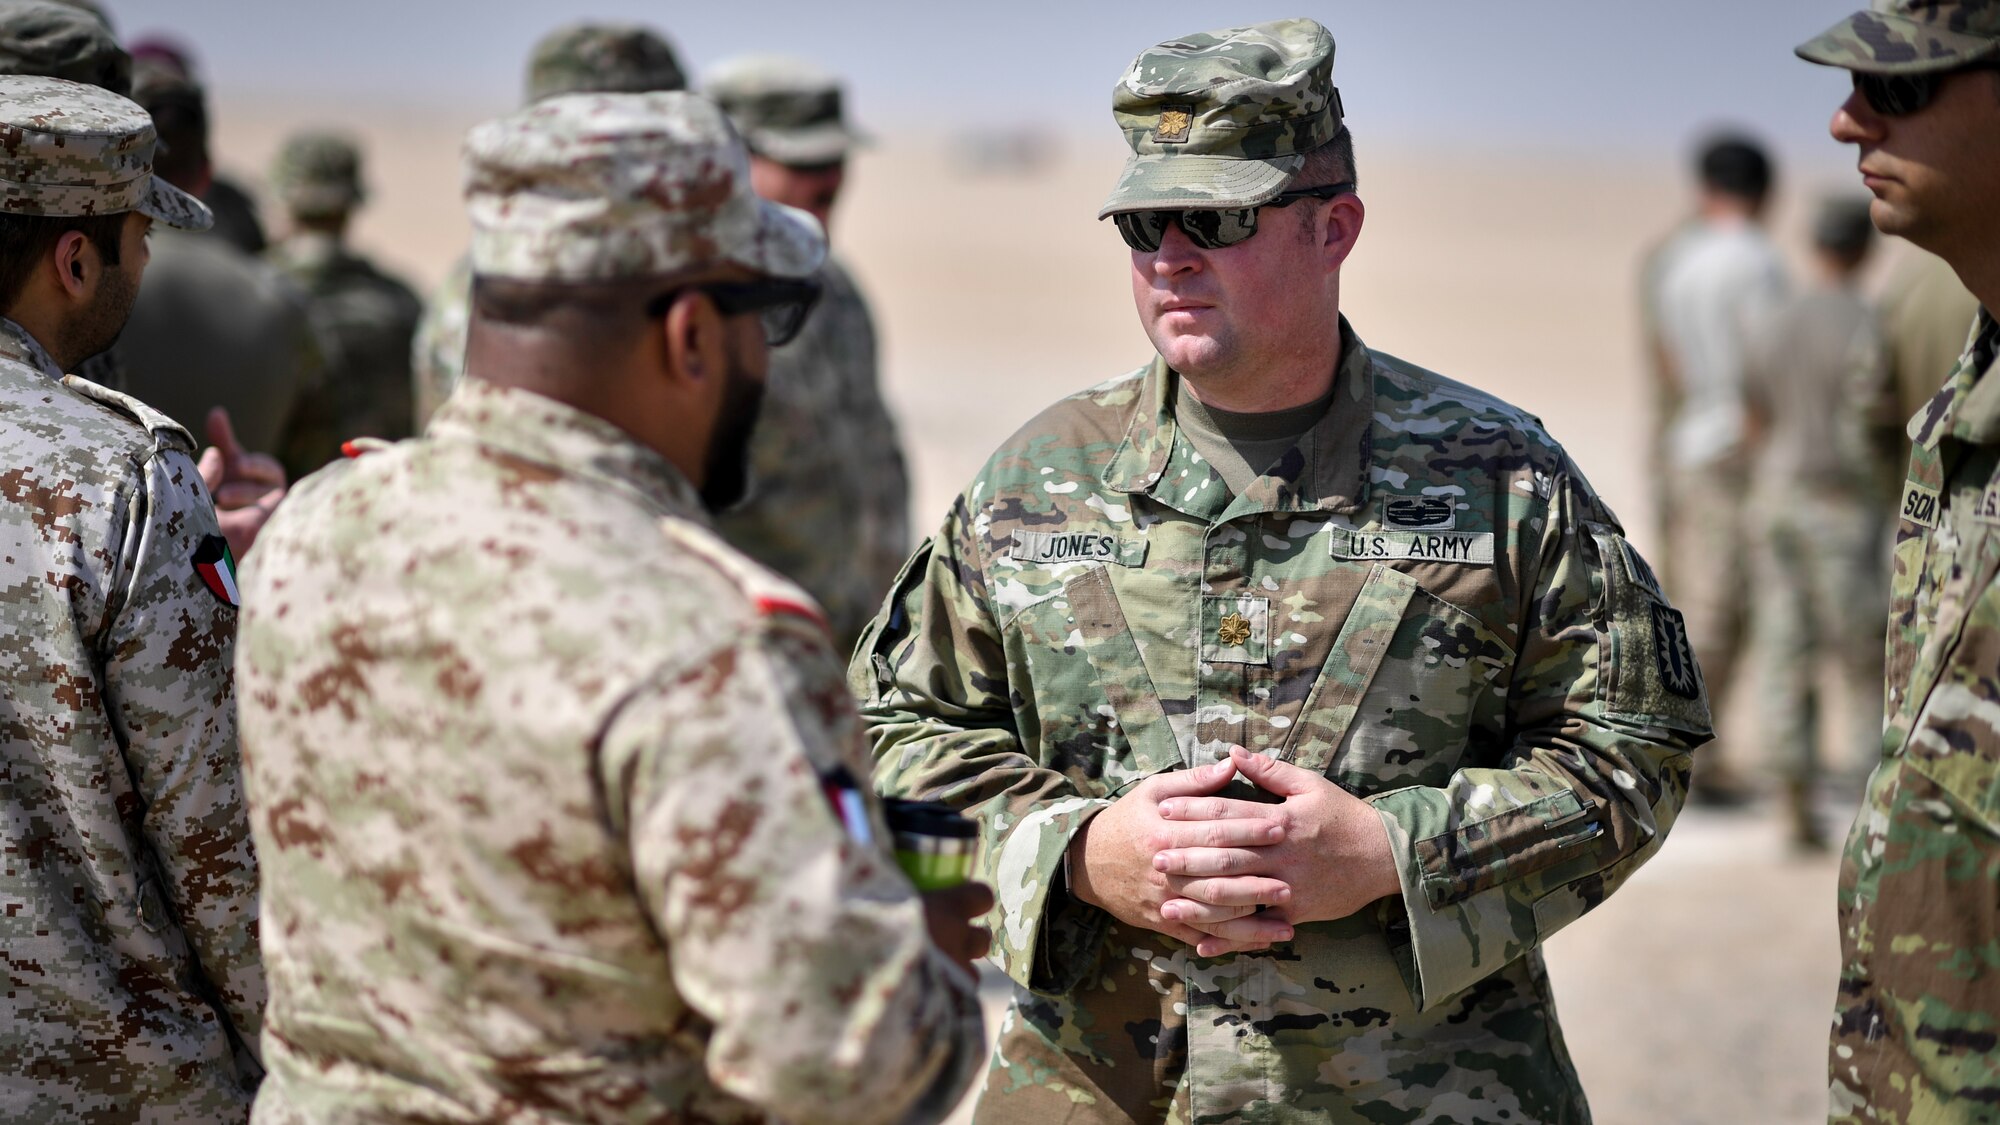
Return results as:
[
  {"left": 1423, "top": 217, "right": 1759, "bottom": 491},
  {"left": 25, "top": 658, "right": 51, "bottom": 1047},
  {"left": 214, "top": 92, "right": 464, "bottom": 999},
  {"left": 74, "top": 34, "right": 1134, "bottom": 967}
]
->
[{"left": 883, "top": 799, "right": 978, "bottom": 891}]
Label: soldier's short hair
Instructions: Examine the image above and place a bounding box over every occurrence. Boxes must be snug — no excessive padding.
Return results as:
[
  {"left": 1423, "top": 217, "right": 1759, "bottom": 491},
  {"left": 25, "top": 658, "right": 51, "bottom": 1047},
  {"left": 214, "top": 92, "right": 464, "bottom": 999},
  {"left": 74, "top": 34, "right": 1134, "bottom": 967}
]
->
[
  {"left": 0, "top": 211, "right": 126, "bottom": 313},
  {"left": 133, "top": 62, "right": 207, "bottom": 189},
  {"left": 1697, "top": 135, "right": 1773, "bottom": 204}
]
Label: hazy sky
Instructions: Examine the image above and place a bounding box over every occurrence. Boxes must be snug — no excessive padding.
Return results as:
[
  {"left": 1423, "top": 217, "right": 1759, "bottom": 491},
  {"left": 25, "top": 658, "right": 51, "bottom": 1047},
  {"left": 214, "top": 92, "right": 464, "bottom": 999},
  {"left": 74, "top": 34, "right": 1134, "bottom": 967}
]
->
[{"left": 108, "top": 1, "right": 1865, "bottom": 172}]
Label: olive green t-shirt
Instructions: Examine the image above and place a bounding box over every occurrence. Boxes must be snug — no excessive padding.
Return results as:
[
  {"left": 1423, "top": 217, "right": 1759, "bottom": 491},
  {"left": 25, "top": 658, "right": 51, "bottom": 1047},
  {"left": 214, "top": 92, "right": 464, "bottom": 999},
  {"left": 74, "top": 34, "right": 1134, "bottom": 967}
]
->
[{"left": 1173, "top": 378, "right": 1338, "bottom": 497}]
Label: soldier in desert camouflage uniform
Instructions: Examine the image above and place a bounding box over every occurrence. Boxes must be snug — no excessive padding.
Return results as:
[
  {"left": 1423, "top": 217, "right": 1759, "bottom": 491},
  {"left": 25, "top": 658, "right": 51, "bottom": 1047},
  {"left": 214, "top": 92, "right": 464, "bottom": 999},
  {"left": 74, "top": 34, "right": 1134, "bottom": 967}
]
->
[
  {"left": 857, "top": 20, "right": 1710, "bottom": 1122},
  {"left": 0, "top": 74, "right": 265, "bottom": 1120},
  {"left": 410, "top": 21, "right": 686, "bottom": 426},
  {"left": 235, "top": 90, "right": 987, "bottom": 1123},
  {"left": 266, "top": 130, "right": 423, "bottom": 479},
  {"left": 1797, "top": 3, "right": 2000, "bottom": 1120},
  {"left": 708, "top": 54, "right": 910, "bottom": 654}
]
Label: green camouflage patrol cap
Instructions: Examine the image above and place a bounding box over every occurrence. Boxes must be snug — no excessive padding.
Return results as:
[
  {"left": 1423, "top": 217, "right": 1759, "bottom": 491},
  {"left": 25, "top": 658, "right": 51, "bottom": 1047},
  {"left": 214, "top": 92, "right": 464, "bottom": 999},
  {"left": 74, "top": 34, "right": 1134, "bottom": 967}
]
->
[
  {"left": 1797, "top": 0, "right": 2000, "bottom": 74},
  {"left": 0, "top": 0, "right": 129, "bottom": 95},
  {"left": 704, "top": 55, "right": 865, "bottom": 166},
  {"left": 1098, "top": 17, "right": 1343, "bottom": 218},
  {"left": 0, "top": 74, "right": 211, "bottom": 229},
  {"left": 462, "top": 91, "right": 824, "bottom": 283},
  {"left": 270, "top": 130, "right": 366, "bottom": 218},
  {"left": 524, "top": 22, "right": 687, "bottom": 104}
]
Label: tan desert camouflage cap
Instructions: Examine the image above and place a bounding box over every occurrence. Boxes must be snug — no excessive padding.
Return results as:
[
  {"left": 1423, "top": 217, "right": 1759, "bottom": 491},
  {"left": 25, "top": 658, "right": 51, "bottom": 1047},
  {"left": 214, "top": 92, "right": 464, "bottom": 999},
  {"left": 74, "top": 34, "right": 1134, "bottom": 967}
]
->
[
  {"left": 705, "top": 54, "right": 865, "bottom": 166},
  {"left": 524, "top": 22, "right": 687, "bottom": 104},
  {"left": 0, "top": 74, "right": 211, "bottom": 229},
  {"left": 1099, "top": 17, "right": 1344, "bottom": 218},
  {"left": 462, "top": 90, "right": 824, "bottom": 283},
  {"left": 1798, "top": 0, "right": 2000, "bottom": 74},
  {"left": 270, "top": 129, "right": 366, "bottom": 218}
]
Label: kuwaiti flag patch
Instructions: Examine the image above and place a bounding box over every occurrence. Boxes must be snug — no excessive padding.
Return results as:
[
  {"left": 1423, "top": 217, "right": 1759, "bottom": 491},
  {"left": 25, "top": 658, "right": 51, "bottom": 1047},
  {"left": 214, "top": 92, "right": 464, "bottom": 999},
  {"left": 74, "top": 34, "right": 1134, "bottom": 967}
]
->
[{"left": 192, "top": 534, "right": 240, "bottom": 608}]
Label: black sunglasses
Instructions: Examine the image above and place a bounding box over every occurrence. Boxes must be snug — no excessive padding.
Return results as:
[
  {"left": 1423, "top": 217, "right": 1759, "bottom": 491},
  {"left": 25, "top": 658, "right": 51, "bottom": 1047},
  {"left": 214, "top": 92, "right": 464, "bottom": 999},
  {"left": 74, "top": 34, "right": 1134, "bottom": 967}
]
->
[
  {"left": 1112, "top": 182, "right": 1356, "bottom": 253},
  {"left": 1853, "top": 62, "right": 2000, "bottom": 117},
  {"left": 646, "top": 277, "right": 822, "bottom": 347}
]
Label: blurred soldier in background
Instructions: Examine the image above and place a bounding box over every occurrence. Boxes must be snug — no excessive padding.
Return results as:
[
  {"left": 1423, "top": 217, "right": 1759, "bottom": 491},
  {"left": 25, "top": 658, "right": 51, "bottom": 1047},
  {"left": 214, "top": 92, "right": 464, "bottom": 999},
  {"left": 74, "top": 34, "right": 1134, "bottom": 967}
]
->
[
  {"left": 410, "top": 21, "right": 687, "bottom": 425},
  {"left": 1797, "top": 0, "right": 2000, "bottom": 1118},
  {"left": 125, "top": 34, "right": 268, "bottom": 255},
  {"left": 707, "top": 55, "right": 911, "bottom": 654},
  {"left": 237, "top": 89, "right": 987, "bottom": 1123},
  {"left": 0, "top": 73, "right": 264, "bottom": 1120},
  {"left": 1651, "top": 134, "right": 1788, "bottom": 805},
  {"left": 1742, "top": 197, "right": 1898, "bottom": 850},
  {"left": 1880, "top": 246, "right": 1980, "bottom": 467},
  {"left": 118, "top": 59, "right": 322, "bottom": 455},
  {"left": 266, "top": 129, "right": 422, "bottom": 480}
]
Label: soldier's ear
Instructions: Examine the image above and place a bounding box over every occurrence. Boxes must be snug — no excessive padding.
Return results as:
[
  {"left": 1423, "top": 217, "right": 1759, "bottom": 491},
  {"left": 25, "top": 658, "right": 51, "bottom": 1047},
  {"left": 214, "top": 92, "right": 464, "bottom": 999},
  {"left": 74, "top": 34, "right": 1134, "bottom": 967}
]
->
[
  {"left": 657, "top": 289, "right": 725, "bottom": 389},
  {"left": 51, "top": 231, "right": 93, "bottom": 299}
]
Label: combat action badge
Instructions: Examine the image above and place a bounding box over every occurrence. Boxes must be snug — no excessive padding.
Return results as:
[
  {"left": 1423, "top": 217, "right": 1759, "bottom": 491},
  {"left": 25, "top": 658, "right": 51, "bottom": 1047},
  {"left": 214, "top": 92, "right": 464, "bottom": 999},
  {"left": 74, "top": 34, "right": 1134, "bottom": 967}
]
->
[
  {"left": 1155, "top": 105, "right": 1193, "bottom": 144},
  {"left": 192, "top": 534, "right": 240, "bottom": 608}
]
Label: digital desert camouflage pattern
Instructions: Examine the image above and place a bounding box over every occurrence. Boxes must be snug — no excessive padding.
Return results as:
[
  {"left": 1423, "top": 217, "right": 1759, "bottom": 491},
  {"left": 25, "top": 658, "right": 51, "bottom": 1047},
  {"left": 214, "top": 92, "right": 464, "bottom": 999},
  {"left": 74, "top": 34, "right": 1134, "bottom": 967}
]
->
[
  {"left": 1099, "top": 18, "right": 1343, "bottom": 218},
  {"left": 0, "top": 0, "right": 129, "bottom": 94},
  {"left": 1798, "top": 0, "right": 2000, "bottom": 74},
  {"left": 235, "top": 378, "right": 983, "bottom": 1124},
  {"left": 705, "top": 54, "right": 864, "bottom": 167},
  {"left": 0, "top": 317, "right": 265, "bottom": 1120},
  {"left": 464, "top": 91, "right": 823, "bottom": 284},
  {"left": 1831, "top": 312, "right": 2000, "bottom": 1123},
  {"left": 410, "top": 252, "right": 471, "bottom": 426},
  {"left": 715, "top": 255, "right": 909, "bottom": 656},
  {"left": 0, "top": 75, "right": 210, "bottom": 229},
  {"left": 524, "top": 21, "right": 686, "bottom": 104},
  {"left": 267, "top": 229, "right": 422, "bottom": 479},
  {"left": 856, "top": 319, "right": 1710, "bottom": 1122}
]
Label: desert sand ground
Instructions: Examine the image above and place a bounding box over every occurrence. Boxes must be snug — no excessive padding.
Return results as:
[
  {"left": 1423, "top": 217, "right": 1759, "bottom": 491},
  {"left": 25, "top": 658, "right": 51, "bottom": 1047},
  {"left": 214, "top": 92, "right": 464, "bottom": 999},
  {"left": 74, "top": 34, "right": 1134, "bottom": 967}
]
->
[{"left": 216, "top": 97, "right": 1886, "bottom": 1123}]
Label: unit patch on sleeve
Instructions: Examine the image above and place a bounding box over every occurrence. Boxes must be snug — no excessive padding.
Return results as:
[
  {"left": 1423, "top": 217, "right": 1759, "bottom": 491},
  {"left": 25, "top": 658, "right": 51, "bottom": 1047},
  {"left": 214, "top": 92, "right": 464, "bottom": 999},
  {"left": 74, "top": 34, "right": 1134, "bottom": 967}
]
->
[
  {"left": 1010, "top": 528, "right": 1147, "bottom": 567},
  {"left": 191, "top": 534, "right": 241, "bottom": 608},
  {"left": 1650, "top": 603, "right": 1701, "bottom": 699},
  {"left": 1900, "top": 480, "right": 1940, "bottom": 529}
]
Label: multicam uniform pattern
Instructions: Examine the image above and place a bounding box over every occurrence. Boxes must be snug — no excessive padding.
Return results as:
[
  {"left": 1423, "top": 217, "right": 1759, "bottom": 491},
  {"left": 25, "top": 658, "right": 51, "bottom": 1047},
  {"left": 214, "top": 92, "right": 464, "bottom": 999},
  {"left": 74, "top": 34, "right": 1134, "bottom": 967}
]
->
[
  {"left": 0, "top": 318, "right": 265, "bottom": 1120},
  {"left": 857, "top": 321, "right": 1710, "bottom": 1123},
  {"left": 235, "top": 379, "right": 983, "bottom": 1124},
  {"left": 1831, "top": 313, "right": 2000, "bottom": 1123},
  {"left": 1797, "top": 0, "right": 2000, "bottom": 74},
  {"left": 716, "top": 255, "right": 910, "bottom": 655}
]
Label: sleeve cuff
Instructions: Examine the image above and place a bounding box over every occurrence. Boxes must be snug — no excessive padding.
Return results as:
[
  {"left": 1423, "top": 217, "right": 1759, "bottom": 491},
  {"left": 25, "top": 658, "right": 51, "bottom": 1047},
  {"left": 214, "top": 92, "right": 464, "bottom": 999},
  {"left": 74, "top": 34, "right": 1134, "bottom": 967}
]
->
[{"left": 985, "top": 796, "right": 1114, "bottom": 994}]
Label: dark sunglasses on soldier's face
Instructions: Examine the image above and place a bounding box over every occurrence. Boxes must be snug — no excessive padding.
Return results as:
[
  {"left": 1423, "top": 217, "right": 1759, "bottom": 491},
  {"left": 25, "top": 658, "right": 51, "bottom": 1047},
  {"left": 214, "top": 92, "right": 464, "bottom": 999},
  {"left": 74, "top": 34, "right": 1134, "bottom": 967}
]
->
[
  {"left": 646, "top": 277, "right": 822, "bottom": 347},
  {"left": 1853, "top": 62, "right": 2000, "bottom": 117},
  {"left": 1112, "top": 182, "right": 1356, "bottom": 253}
]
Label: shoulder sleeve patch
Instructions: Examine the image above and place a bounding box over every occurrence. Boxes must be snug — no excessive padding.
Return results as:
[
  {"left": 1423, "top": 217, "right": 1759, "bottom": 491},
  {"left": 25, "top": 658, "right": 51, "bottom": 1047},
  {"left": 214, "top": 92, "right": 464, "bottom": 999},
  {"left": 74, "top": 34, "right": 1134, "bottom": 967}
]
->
[{"left": 61, "top": 375, "right": 196, "bottom": 453}]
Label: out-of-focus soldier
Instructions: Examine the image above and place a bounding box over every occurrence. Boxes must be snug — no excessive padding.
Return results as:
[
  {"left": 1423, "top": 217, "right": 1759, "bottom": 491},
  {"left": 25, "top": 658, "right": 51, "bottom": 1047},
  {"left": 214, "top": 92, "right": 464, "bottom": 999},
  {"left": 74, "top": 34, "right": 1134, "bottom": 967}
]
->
[
  {"left": 126, "top": 35, "right": 268, "bottom": 255},
  {"left": 0, "top": 73, "right": 265, "bottom": 1120},
  {"left": 117, "top": 60, "right": 321, "bottom": 454},
  {"left": 859, "top": 18, "right": 1709, "bottom": 1120},
  {"left": 1797, "top": 1, "right": 2000, "bottom": 1119},
  {"left": 1881, "top": 246, "right": 1980, "bottom": 469},
  {"left": 1742, "top": 197, "right": 1899, "bottom": 850},
  {"left": 706, "top": 55, "right": 910, "bottom": 655},
  {"left": 410, "top": 21, "right": 687, "bottom": 426},
  {"left": 235, "top": 89, "right": 987, "bottom": 1124},
  {"left": 265, "top": 130, "right": 422, "bottom": 480},
  {"left": 1652, "top": 133, "right": 1789, "bottom": 805}
]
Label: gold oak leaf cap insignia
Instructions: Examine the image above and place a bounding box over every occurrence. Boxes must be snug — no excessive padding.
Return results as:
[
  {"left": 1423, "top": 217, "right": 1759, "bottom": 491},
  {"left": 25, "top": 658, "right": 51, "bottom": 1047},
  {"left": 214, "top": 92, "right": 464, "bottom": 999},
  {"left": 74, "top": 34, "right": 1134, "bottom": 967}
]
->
[
  {"left": 1155, "top": 105, "right": 1193, "bottom": 144},
  {"left": 1218, "top": 612, "right": 1251, "bottom": 647}
]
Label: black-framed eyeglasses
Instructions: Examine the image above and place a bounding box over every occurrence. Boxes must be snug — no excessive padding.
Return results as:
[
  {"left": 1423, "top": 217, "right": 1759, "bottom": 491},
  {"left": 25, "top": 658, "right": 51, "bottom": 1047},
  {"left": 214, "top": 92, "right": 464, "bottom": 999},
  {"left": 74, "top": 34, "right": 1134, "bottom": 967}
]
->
[
  {"left": 1852, "top": 62, "right": 2000, "bottom": 117},
  {"left": 645, "top": 277, "right": 822, "bottom": 347},
  {"left": 1112, "top": 182, "right": 1356, "bottom": 253}
]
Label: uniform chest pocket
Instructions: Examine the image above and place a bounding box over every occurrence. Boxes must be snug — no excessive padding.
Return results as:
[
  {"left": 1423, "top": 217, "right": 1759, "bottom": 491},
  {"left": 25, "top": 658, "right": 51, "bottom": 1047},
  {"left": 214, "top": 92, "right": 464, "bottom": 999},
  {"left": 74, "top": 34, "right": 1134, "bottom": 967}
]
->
[{"left": 1902, "top": 523, "right": 2000, "bottom": 823}]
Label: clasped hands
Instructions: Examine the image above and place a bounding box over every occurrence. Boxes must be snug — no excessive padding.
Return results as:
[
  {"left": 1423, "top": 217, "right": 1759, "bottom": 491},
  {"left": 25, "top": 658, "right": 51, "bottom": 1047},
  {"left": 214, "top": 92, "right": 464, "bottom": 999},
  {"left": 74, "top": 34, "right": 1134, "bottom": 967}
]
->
[{"left": 1066, "top": 746, "right": 1402, "bottom": 958}]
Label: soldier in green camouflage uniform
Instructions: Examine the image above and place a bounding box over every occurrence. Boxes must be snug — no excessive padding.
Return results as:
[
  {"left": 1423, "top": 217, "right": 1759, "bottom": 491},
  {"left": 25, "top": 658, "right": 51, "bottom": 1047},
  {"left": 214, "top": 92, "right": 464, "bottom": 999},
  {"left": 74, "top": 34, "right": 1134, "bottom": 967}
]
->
[
  {"left": 708, "top": 55, "right": 910, "bottom": 654},
  {"left": 1798, "top": 3, "right": 2000, "bottom": 1120},
  {"left": 265, "top": 130, "right": 423, "bottom": 480},
  {"left": 857, "top": 20, "right": 1709, "bottom": 1123},
  {"left": 0, "top": 74, "right": 265, "bottom": 1120},
  {"left": 236, "top": 89, "right": 988, "bottom": 1123},
  {"left": 409, "top": 22, "right": 687, "bottom": 427}
]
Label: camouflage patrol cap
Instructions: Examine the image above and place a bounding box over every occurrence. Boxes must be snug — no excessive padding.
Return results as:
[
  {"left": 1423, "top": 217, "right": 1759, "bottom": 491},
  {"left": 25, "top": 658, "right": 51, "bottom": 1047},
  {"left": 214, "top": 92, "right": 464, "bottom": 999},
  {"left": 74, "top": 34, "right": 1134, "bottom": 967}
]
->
[
  {"left": 463, "top": 91, "right": 824, "bottom": 283},
  {"left": 1098, "top": 17, "right": 1343, "bottom": 218},
  {"left": 0, "top": 75, "right": 212, "bottom": 229},
  {"left": 705, "top": 55, "right": 865, "bottom": 166},
  {"left": 525, "top": 22, "right": 687, "bottom": 104},
  {"left": 1797, "top": 0, "right": 2000, "bottom": 75},
  {"left": 271, "top": 130, "right": 365, "bottom": 218},
  {"left": 0, "top": 0, "right": 129, "bottom": 95}
]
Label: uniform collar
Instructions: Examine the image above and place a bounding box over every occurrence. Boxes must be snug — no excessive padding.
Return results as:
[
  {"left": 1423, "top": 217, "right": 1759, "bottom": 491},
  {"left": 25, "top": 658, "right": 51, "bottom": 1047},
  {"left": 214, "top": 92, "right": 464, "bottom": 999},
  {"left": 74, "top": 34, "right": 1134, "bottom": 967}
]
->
[
  {"left": 0, "top": 318, "right": 64, "bottom": 381},
  {"left": 1912, "top": 308, "right": 2000, "bottom": 450},
  {"left": 426, "top": 377, "right": 708, "bottom": 522},
  {"left": 1103, "top": 315, "right": 1373, "bottom": 516}
]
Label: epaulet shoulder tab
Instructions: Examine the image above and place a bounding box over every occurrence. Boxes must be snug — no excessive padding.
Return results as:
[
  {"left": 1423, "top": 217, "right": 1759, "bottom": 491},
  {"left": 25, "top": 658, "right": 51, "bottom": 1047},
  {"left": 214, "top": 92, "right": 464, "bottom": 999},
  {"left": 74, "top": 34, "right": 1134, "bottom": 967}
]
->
[
  {"left": 658, "top": 518, "right": 832, "bottom": 631},
  {"left": 60, "top": 375, "right": 197, "bottom": 453},
  {"left": 342, "top": 437, "right": 393, "bottom": 458}
]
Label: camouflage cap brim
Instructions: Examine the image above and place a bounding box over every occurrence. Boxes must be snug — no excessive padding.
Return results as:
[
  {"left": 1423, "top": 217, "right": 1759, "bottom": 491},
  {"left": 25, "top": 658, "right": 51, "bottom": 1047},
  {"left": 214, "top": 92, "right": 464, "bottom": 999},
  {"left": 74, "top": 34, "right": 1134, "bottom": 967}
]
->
[
  {"left": 730, "top": 197, "right": 825, "bottom": 280},
  {"left": 1096, "top": 151, "right": 1302, "bottom": 219},
  {"left": 745, "top": 122, "right": 864, "bottom": 167},
  {"left": 137, "top": 173, "right": 211, "bottom": 231},
  {"left": 1796, "top": 9, "right": 2000, "bottom": 74}
]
